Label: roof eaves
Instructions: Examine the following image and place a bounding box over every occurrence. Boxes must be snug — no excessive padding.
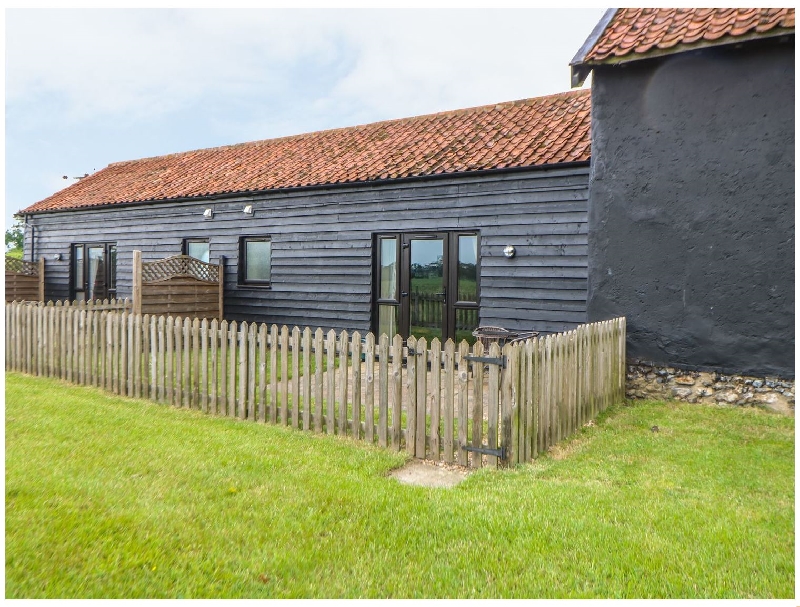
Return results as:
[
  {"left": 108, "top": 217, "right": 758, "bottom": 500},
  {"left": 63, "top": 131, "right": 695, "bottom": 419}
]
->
[
  {"left": 18, "top": 159, "right": 592, "bottom": 217},
  {"left": 570, "top": 8, "right": 618, "bottom": 88},
  {"left": 572, "top": 10, "right": 794, "bottom": 82},
  {"left": 585, "top": 27, "right": 795, "bottom": 68}
]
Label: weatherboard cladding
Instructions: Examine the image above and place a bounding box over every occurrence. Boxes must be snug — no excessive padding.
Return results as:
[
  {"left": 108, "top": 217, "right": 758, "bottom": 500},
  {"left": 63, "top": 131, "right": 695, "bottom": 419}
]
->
[
  {"left": 577, "top": 8, "right": 795, "bottom": 65},
  {"left": 21, "top": 89, "right": 591, "bottom": 214},
  {"left": 29, "top": 167, "right": 590, "bottom": 334}
]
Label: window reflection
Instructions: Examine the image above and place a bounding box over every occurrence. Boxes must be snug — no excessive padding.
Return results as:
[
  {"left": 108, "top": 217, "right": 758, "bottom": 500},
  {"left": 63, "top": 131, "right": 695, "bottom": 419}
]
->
[
  {"left": 245, "top": 239, "right": 271, "bottom": 282},
  {"left": 458, "top": 235, "right": 477, "bottom": 302},
  {"left": 87, "top": 246, "right": 105, "bottom": 301},
  {"left": 187, "top": 241, "right": 210, "bottom": 263},
  {"left": 378, "top": 304, "right": 398, "bottom": 338},
  {"left": 379, "top": 237, "right": 397, "bottom": 300}
]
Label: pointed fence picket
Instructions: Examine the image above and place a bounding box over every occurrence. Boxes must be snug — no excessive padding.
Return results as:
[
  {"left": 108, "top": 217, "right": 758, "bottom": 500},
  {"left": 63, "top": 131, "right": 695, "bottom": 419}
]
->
[{"left": 4, "top": 300, "right": 625, "bottom": 468}]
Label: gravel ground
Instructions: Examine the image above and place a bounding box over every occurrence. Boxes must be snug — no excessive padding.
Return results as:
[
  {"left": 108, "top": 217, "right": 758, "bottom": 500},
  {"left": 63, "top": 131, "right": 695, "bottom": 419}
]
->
[{"left": 388, "top": 459, "right": 470, "bottom": 488}]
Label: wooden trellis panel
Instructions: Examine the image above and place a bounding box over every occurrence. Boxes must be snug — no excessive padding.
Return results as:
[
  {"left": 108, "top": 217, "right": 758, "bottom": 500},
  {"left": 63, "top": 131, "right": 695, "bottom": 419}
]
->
[
  {"left": 5, "top": 256, "right": 44, "bottom": 303},
  {"left": 133, "top": 251, "right": 224, "bottom": 320}
]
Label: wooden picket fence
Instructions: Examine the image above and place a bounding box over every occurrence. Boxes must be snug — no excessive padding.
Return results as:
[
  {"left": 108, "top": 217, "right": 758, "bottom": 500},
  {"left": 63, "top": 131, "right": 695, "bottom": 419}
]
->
[{"left": 5, "top": 300, "right": 626, "bottom": 467}]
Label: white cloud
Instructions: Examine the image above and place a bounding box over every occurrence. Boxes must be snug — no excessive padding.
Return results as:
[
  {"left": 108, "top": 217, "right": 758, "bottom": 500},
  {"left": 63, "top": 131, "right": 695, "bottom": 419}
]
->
[
  {"left": 6, "top": 8, "right": 603, "bottom": 126},
  {"left": 5, "top": 8, "right": 606, "bottom": 227},
  {"left": 7, "top": 9, "right": 340, "bottom": 122}
]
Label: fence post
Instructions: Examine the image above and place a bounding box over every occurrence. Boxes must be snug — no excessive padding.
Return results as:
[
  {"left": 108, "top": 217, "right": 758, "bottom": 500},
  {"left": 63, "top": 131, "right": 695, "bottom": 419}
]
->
[
  {"left": 406, "top": 335, "right": 417, "bottom": 456},
  {"left": 291, "top": 326, "right": 300, "bottom": 429},
  {"left": 352, "top": 331, "right": 362, "bottom": 440},
  {"left": 326, "top": 329, "right": 336, "bottom": 434},
  {"left": 364, "top": 332, "right": 375, "bottom": 443},
  {"left": 238, "top": 321, "right": 248, "bottom": 420},
  {"left": 500, "top": 344, "right": 519, "bottom": 466},
  {"left": 430, "top": 338, "right": 441, "bottom": 462},
  {"left": 391, "top": 334, "right": 403, "bottom": 451},
  {"left": 38, "top": 257, "right": 45, "bottom": 302},
  {"left": 218, "top": 255, "right": 225, "bottom": 321},
  {"left": 132, "top": 250, "right": 142, "bottom": 316},
  {"left": 443, "top": 339, "right": 455, "bottom": 464},
  {"left": 314, "top": 328, "right": 324, "bottom": 432},
  {"left": 338, "top": 330, "right": 349, "bottom": 436},
  {"left": 301, "top": 327, "right": 312, "bottom": 431},
  {"left": 415, "top": 337, "right": 428, "bottom": 459}
]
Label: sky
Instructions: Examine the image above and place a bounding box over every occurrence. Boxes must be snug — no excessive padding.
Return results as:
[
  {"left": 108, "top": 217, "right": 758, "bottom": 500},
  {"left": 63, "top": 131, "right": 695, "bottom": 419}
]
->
[{"left": 5, "top": 7, "right": 607, "bottom": 231}]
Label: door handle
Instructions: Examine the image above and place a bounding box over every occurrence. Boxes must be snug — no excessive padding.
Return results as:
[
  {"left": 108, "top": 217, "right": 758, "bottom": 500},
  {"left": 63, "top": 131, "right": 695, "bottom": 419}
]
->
[{"left": 401, "top": 291, "right": 408, "bottom": 297}]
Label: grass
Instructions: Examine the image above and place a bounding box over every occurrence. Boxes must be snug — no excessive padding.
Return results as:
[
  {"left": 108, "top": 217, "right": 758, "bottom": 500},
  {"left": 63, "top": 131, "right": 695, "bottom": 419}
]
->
[{"left": 5, "top": 372, "right": 794, "bottom": 598}]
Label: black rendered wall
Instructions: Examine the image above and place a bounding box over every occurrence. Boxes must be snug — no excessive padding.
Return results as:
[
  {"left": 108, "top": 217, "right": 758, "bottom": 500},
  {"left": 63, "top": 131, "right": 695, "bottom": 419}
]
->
[{"left": 587, "top": 39, "right": 795, "bottom": 377}]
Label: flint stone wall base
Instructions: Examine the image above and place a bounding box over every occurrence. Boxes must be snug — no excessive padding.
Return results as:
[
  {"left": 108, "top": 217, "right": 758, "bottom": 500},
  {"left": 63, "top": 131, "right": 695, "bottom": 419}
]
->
[{"left": 626, "top": 360, "right": 794, "bottom": 416}]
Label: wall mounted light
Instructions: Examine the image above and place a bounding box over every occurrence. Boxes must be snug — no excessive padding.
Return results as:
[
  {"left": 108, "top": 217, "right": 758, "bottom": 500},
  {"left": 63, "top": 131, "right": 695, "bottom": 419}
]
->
[
  {"left": 503, "top": 245, "right": 516, "bottom": 259},
  {"left": 243, "top": 204, "right": 254, "bottom": 215},
  {"left": 52, "top": 253, "right": 62, "bottom": 261},
  {"left": 203, "top": 208, "right": 213, "bottom": 219}
]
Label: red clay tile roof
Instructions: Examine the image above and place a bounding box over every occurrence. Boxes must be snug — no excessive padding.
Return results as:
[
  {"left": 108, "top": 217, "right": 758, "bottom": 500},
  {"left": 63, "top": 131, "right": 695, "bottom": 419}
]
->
[
  {"left": 21, "top": 89, "right": 591, "bottom": 214},
  {"left": 581, "top": 8, "right": 794, "bottom": 64}
]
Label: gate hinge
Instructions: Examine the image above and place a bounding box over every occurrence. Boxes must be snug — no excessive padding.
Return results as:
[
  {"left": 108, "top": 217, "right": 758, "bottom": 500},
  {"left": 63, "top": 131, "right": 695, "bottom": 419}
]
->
[
  {"left": 462, "top": 444, "right": 506, "bottom": 459},
  {"left": 464, "top": 355, "right": 506, "bottom": 368}
]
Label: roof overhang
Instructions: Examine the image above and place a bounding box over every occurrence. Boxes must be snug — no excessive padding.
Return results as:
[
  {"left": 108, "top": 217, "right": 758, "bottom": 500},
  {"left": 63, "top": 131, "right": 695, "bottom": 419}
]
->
[
  {"left": 571, "top": 9, "right": 794, "bottom": 88},
  {"left": 19, "top": 159, "right": 593, "bottom": 217},
  {"left": 570, "top": 8, "right": 617, "bottom": 88}
]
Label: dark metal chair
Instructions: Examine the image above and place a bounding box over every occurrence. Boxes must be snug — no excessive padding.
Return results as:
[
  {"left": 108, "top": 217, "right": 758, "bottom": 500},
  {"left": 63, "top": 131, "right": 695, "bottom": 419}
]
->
[{"left": 472, "top": 326, "right": 539, "bottom": 348}]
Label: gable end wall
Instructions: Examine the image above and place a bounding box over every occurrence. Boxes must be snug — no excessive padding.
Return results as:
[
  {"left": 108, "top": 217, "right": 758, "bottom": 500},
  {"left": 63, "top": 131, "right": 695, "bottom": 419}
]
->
[{"left": 587, "top": 39, "right": 795, "bottom": 377}]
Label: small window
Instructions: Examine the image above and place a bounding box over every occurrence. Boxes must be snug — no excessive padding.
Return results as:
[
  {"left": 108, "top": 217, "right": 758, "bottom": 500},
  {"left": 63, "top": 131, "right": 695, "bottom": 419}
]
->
[
  {"left": 239, "top": 237, "right": 271, "bottom": 286},
  {"left": 182, "top": 239, "right": 210, "bottom": 263}
]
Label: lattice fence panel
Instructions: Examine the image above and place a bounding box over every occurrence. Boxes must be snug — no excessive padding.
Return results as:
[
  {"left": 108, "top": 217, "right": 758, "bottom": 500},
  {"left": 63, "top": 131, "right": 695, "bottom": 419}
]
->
[
  {"left": 142, "top": 255, "right": 219, "bottom": 284},
  {"left": 5, "top": 256, "right": 39, "bottom": 276}
]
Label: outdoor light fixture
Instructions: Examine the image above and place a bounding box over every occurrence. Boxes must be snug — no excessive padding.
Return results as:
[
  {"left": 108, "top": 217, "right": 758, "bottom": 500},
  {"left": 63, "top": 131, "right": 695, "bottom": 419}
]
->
[
  {"left": 243, "top": 204, "right": 254, "bottom": 215},
  {"left": 203, "top": 208, "right": 213, "bottom": 219},
  {"left": 52, "top": 253, "right": 62, "bottom": 261},
  {"left": 503, "top": 245, "right": 516, "bottom": 259}
]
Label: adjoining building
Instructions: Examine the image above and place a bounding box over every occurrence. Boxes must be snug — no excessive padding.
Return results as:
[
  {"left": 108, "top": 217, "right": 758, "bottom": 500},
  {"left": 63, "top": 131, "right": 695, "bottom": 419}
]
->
[
  {"left": 571, "top": 8, "right": 794, "bottom": 378},
  {"left": 18, "top": 90, "right": 592, "bottom": 343}
]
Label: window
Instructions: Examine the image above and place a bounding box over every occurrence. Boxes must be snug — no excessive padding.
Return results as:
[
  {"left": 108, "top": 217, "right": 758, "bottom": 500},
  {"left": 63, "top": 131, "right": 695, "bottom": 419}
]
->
[
  {"left": 238, "top": 237, "right": 272, "bottom": 286},
  {"left": 182, "top": 238, "right": 210, "bottom": 263},
  {"left": 71, "top": 242, "right": 117, "bottom": 301}
]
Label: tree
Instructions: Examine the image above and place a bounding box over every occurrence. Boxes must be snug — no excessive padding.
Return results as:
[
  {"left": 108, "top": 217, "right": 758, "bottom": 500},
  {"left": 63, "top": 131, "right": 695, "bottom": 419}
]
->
[{"left": 5, "top": 219, "right": 24, "bottom": 256}]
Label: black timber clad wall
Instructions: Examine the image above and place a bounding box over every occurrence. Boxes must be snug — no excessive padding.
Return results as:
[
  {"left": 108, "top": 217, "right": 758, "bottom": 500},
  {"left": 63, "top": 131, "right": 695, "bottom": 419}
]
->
[
  {"left": 26, "top": 166, "right": 589, "bottom": 334},
  {"left": 588, "top": 39, "right": 795, "bottom": 377}
]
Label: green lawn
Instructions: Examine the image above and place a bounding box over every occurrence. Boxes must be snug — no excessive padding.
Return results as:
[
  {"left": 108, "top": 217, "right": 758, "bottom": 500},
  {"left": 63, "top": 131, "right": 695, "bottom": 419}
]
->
[{"left": 5, "top": 372, "right": 794, "bottom": 598}]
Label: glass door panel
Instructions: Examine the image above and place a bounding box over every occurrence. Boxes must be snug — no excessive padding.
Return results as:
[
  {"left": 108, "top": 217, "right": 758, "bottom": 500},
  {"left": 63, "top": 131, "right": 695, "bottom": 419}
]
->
[
  {"left": 378, "top": 304, "right": 399, "bottom": 339},
  {"left": 409, "top": 237, "right": 445, "bottom": 343},
  {"left": 73, "top": 245, "right": 85, "bottom": 301},
  {"left": 454, "top": 308, "right": 478, "bottom": 345},
  {"left": 87, "top": 246, "right": 105, "bottom": 301},
  {"left": 457, "top": 234, "right": 478, "bottom": 303},
  {"left": 379, "top": 237, "right": 398, "bottom": 300}
]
